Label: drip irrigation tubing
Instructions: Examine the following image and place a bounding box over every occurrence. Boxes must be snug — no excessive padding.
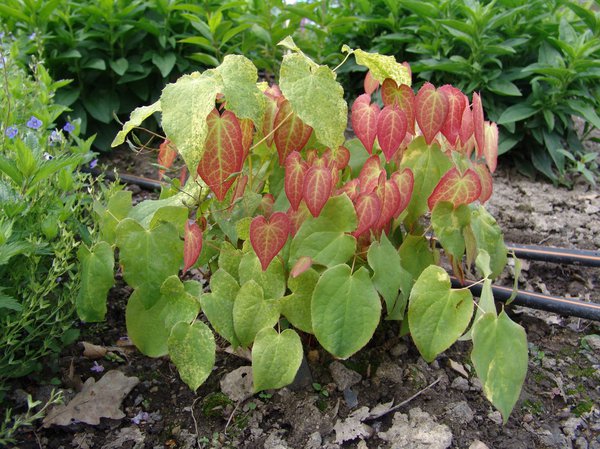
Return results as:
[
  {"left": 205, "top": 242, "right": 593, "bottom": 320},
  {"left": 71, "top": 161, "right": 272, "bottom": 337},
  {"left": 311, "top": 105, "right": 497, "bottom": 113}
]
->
[
  {"left": 506, "top": 243, "right": 600, "bottom": 268},
  {"left": 83, "top": 166, "right": 164, "bottom": 191},
  {"left": 451, "top": 278, "right": 600, "bottom": 322}
]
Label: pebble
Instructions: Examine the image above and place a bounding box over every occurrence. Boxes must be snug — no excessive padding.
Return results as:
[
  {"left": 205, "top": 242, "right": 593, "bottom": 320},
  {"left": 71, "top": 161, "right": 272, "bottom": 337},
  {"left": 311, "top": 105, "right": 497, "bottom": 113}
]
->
[
  {"left": 470, "top": 378, "right": 483, "bottom": 392},
  {"left": 390, "top": 343, "right": 409, "bottom": 357},
  {"left": 375, "top": 361, "right": 404, "bottom": 384},
  {"left": 575, "top": 437, "right": 589, "bottom": 449},
  {"left": 562, "top": 416, "right": 583, "bottom": 438},
  {"left": 487, "top": 411, "right": 503, "bottom": 425},
  {"left": 445, "top": 401, "right": 474, "bottom": 424},
  {"left": 329, "top": 361, "right": 362, "bottom": 391},
  {"left": 468, "top": 440, "right": 490, "bottom": 449},
  {"left": 450, "top": 377, "right": 470, "bottom": 392},
  {"left": 522, "top": 413, "right": 534, "bottom": 424}
]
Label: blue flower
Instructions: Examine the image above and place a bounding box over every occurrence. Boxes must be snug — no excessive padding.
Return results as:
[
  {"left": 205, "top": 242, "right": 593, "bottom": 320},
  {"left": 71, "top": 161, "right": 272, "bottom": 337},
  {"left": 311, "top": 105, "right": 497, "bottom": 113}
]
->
[
  {"left": 90, "top": 361, "right": 104, "bottom": 373},
  {"left": 49, "top": 130, "right": 63, "bottom": 145},
  {"left": 89, "top": 159, "right": 98, "bottom": 169},
  {"left": 5, "top": 126, "right": 18, "bottom": 139},
  {"left": 63, "top": 122, "right": 75, "bottom": 133},
  {"left": 29, "top": 32, "right": 36, "bottom": 40},
  {"left": 131, "top": 411, "right": 149, "bottom": 425},
  {"left": 26, "top": 116, "right": 42, "bottom": 130}
]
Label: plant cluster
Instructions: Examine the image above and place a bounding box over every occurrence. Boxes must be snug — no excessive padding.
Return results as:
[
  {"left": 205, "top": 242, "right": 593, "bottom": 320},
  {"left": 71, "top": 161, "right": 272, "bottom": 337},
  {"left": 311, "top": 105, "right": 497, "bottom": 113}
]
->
[
  {"left": 81, "top": 39, "right": 529, "bottom": 422},
  {"left": 0, "top": 33, "right": 99, "bottom": 391}
]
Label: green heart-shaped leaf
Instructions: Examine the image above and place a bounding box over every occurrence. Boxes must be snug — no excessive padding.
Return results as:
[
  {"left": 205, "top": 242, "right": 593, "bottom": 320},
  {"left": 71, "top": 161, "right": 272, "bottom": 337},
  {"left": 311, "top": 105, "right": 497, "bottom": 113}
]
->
[
  {"left": 408, "top": 265, "right": 473, "bottom": 362},
  {"left": 252, "top": 328, "right": 303, "bottom": 392},
  {"left": 233, "top": 280, "right": 280, "bottom": 348}
]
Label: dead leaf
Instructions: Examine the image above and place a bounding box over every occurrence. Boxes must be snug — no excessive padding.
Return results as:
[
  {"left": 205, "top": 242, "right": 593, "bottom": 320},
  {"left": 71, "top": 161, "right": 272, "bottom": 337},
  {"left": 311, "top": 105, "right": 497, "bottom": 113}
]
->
[
  {"left": 82, "top": 342, "right": 108, "bottom": 359},
  {"left": 220, "top": 366, "right": 254, "bottom": 402},
  {"left": 333, "top": 407, "right": 373, "bottom": 443},
  {"left": 43, "top": 370, "right": 139, "bottom": 427}
]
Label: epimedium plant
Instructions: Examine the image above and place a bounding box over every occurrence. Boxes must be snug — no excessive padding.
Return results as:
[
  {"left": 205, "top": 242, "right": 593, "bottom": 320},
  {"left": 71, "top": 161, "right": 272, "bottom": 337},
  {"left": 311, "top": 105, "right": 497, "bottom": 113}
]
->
[{"left": 81, "top": 37, "right": 528, "bottom": 423}]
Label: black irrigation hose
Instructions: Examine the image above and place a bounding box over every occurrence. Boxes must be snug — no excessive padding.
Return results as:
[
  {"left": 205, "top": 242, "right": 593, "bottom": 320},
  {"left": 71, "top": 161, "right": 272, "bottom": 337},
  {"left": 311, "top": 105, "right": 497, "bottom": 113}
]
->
[
  {"left": 82, "top": 166, "right": 164, "bottom": 191},
  {"left": 506, "top": 243, "right": 600, "bottom": 268},
  {"left": 451, "top": 278, "right": 600, "bottom": 322}
]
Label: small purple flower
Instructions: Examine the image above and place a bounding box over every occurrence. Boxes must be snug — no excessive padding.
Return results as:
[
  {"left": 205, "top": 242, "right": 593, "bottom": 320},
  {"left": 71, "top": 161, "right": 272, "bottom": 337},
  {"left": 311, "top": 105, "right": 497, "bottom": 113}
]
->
[
  {"left": 131, "top": 411, "right": 149, "bottom": 425},
  {"left": 49, "top": 130, "right": 62, "bottom": 145},
  {"left": 5, "top": 126, "right": 17, "bottom": 139},
  {"left": 89, "top": 159, "right": 98, "bottom": 169},
  {"left": 26, "top": 116, "right": 42, "bottom": 130},
  {"left": 90, "top": 361, "right": 104, "bottom": 373},
  {"left": 63, "top": 122, "right": 75, "bottom": 133},
  {"left": 29, "top": 32, "right": 36, "bottom": 40}
]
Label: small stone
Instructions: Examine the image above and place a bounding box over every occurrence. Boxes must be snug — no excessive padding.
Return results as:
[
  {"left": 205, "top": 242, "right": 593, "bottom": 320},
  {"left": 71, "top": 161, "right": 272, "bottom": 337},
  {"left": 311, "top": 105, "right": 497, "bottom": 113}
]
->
[
  {"left": 378, "top": 408, "right": 452, "bottom": 449},
  {"left": 375, "top": 362, "right": 404, "bottom": 384},
  {"left": 450, "top": 377, "right": 469, "bottom": 392},
  {"left": 390, "top": 343, "right": 408, "bottom": 358},
  {"left": 583, "top": 334, "right": 600, "bottom": 352},
  {"left": 329, "top": 361, "right": 361, "bottom": 391},
  {"left": 468, "top": 440, "right": 489, "bottom": 449},
  {"left": 171, "top": 426, "right": 180, "bottom": 436},
  {"left": 575, "top": 437, "right": 589, "bottom": 449},
  {"left": 522, "top": 413, "right": 534, "bottom": 424},
  {"left": 562, "top": 416, "right": 583, "bottom": 438},
  {"left": 356, "top": 440, "right": 369, "bottom": 449},
  {"left": 445, "top": 401, "right": 474, "bottom": 424},
  {"left": 470, "top": 377, "right": 483, "bottom": 392},
  {"left": 487, "top": 411, "right": 503, "bottom": 425},
  {"left": 149, "top": 386, "right": 159, "bottom": 393},
  {"left": 303, "top": 432, "right": 322, "bottom": 449},
  {"left": 307, "top": 349, "right": 320, "bottom": 364}
]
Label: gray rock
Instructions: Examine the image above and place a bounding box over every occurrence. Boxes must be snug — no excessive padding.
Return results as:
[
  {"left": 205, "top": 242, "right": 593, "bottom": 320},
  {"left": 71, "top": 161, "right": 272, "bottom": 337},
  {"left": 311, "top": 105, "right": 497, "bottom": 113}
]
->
[
  {"left": 469, "top": 441, "right": 490, "bottom": 449},
  {"left": 329, "top": 361, "right": 362, "bottom": 391},
  {"left": 264, "top": 431, "right": 290, "bottom": 449},
  {"left": 575, "top": 437, "right": 588, "bottom": 449},
  {"left": 450, "top": 377, "right": 470, "bottom": 392},
  {"left": 376, "top": 361, "right": 404, "bottom": 384},
  {"left": 220, "top": 366, "right": 254, "bottom": 402},
  {"left": 445, "top": 401, "right": 474, "bottom": 424},
  {"left": 390, "top": 343, "right": 409, "bottom": 357},
  {"left": 562, "top": 417, "right": 583, "bottom": 438},
  {"left": 487, "top": 411, "right": 503, "bottom": 425},
  {"left": 378, "top": 407, "right": 453, "bottom": 449},
  {"left": 304, "top": 432, "right": 322, "bottom": 449}
]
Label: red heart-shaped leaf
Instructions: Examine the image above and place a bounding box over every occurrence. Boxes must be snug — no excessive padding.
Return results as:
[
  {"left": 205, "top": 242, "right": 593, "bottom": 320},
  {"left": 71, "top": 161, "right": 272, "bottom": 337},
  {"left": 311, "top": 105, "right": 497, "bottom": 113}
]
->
[
  {"left": 290, "top": 256, "right": 313, "bottom": 278},
  {"left": 358, "top": 155, "right": 382, "bottom": 194},
  {"left": 415, "top": 82, "right": 449, "bottom": 145},
  {"left": 287, "top": 203, "right": 311, "bottom": 236},
  {"left": 472, "top": 92, "right": 485, "bottom": 158},
  {"left": 274, "top": 99, "right": 313, "bottom": 165},
  {"left": 483, "top": 121, "right": 498, "bottom": 173},
  {"left": 390, "top": 168, "right": 414, "bottom": 217},
  {"left": 473, "top": 163, "right": 493, "bottom": 204},
  {"left": 229, "top": 174, "right": 248, "bottom": 211},
  {"left": 337, "top": 178, "right": 360, "bottom": 202},
  {"left": 158, "top": 139, "right": 177, "bottom": 180},
  {"left": 377, "top": 105, "right": 407, "bottom": 162},
  {"left": 364, "top": 71, "right": 380, "bottom": 95},
  {"left": 183, "top": 219, "right": 203, "bottom": 273},
  {"left": 351, "top": 94, "right": 380, "bottom": 154},
  {"left": 285, "top": 151, "right": 308, "bottom": 211},
  {"left": 381, "top": 79, "right": 415, "bottom": 134},
  {"left": 303, "top": 165, "right": 333, "bottom": 217},
  {"left": 353, "top": 192, "right": 382, "bottom": 238},
  {"left": 197, "top": 109, "right": 244, "bottom": 201},
  {"left": 439, "top": 85, "right": 467, "bottom": 147},
  {"left": 250, "top": 212, "right": 291, "bottom": 271},
  {"left": 427, "top": 167, "right": 482, "bottom": 210},
  {"left": 375, "top": 178, "right": 401, "bottom": 230},
  {"left": 240, "top": 118, "right": 254, "bottom": 162}
]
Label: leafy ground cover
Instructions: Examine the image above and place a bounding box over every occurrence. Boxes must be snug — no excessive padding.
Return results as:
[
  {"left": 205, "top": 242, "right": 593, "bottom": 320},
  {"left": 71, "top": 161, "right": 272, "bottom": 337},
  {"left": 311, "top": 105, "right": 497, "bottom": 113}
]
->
[{"left": 4, "top": 146, "right": 600, "bottom": 449}]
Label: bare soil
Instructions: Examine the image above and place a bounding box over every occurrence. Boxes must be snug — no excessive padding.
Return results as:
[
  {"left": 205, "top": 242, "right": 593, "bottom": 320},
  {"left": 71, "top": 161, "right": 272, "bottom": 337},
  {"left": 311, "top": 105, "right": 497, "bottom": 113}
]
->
[{"left": 7, "top": 148, "right": 600, "bottom": 449}]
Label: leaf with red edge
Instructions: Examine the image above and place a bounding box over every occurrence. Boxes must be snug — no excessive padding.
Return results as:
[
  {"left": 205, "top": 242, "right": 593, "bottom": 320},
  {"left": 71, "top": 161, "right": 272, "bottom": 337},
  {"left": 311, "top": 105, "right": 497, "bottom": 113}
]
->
[
  {"left": 353, "top": 193, "right": 381, "bottom": 238},
  {"left": 375, "top": 179, "right": 401, "bottom": 230},
  {"left": 179, "top": 166, "right": 188, "bottom": 186},
  {"left": 381, "top": 80, "right": 415, "bottom": 134},
  {"left": 183, "top": 220, "right": 203, "bottom": 273},
  {"left": 290, "top": 256, "right": 313, "bottom": 278},
  {"left": 377, "top": 105, "right": 407, "bottom": 162},
  {"left": 472, "top": 92, "right": 485, "bottom": 158},
  {"left": 390, "top": 168, "right": 414, "bottom": 217},
  {"left": 306, "top": 149, "right": 318, "bottom": 165},
  {"left": 284, "top": 151, "right": 308, "bottom": 211},
  {"left": 333, "top": 146, "right": 351, "bottom": 169},
  {"left": 473, "top": 163, "right": 493, "bottom": 204},
  {"left": 364, "top": 71, "right": 380, "bottom": 95},
  {"left": 303, "top": 165, "right": 333, "bottom": 217},
  {"left": 415, "top": 83, "right": 449, "bottom": 145},
  {"left": 483, "top": 121, "right": 498, "bottom": 173},
  {"left": 230, "top": 174, "right": 248, "bottom": 209},
  {"left": 158, "top": 139, "right": 177, "bottom": 180},
  {"left": 274, "top": 100, "right": 313, "bottom": 165},
  {"left": 197, "top": 109, "right": 244, "bottom": 201},
  {"left": 439, "top": 85, "right": 467, "bottom": 147},
  {"left": 358, "top": 155, "right": 382, "bottom": 194},
  {"left": 287, "top": 203, "right": 311, "bottom": 236},
  {"left": 337, "top": 178, "right": 360, "bottom": 202},
  {"left": 250, "top": 212, "right": 291, "bottom": 271},
  {"left": 240, "top": 118, "right": 254, "bottom": 161},
  {"left": 262, "top": 96, "right": 278, "bottom": 146},
  {"left": 427, "top": 167, "right": 482, "bottom": 210},
  {"left": 351, "top": 94, "right": 380, "bottom": 154}
]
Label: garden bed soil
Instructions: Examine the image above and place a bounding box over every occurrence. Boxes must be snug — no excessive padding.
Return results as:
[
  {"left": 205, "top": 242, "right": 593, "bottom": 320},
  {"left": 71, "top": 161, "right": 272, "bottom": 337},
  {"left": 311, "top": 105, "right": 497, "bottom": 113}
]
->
[{"left": 7, "top": 148, "right": 600, "bottom": 449}]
